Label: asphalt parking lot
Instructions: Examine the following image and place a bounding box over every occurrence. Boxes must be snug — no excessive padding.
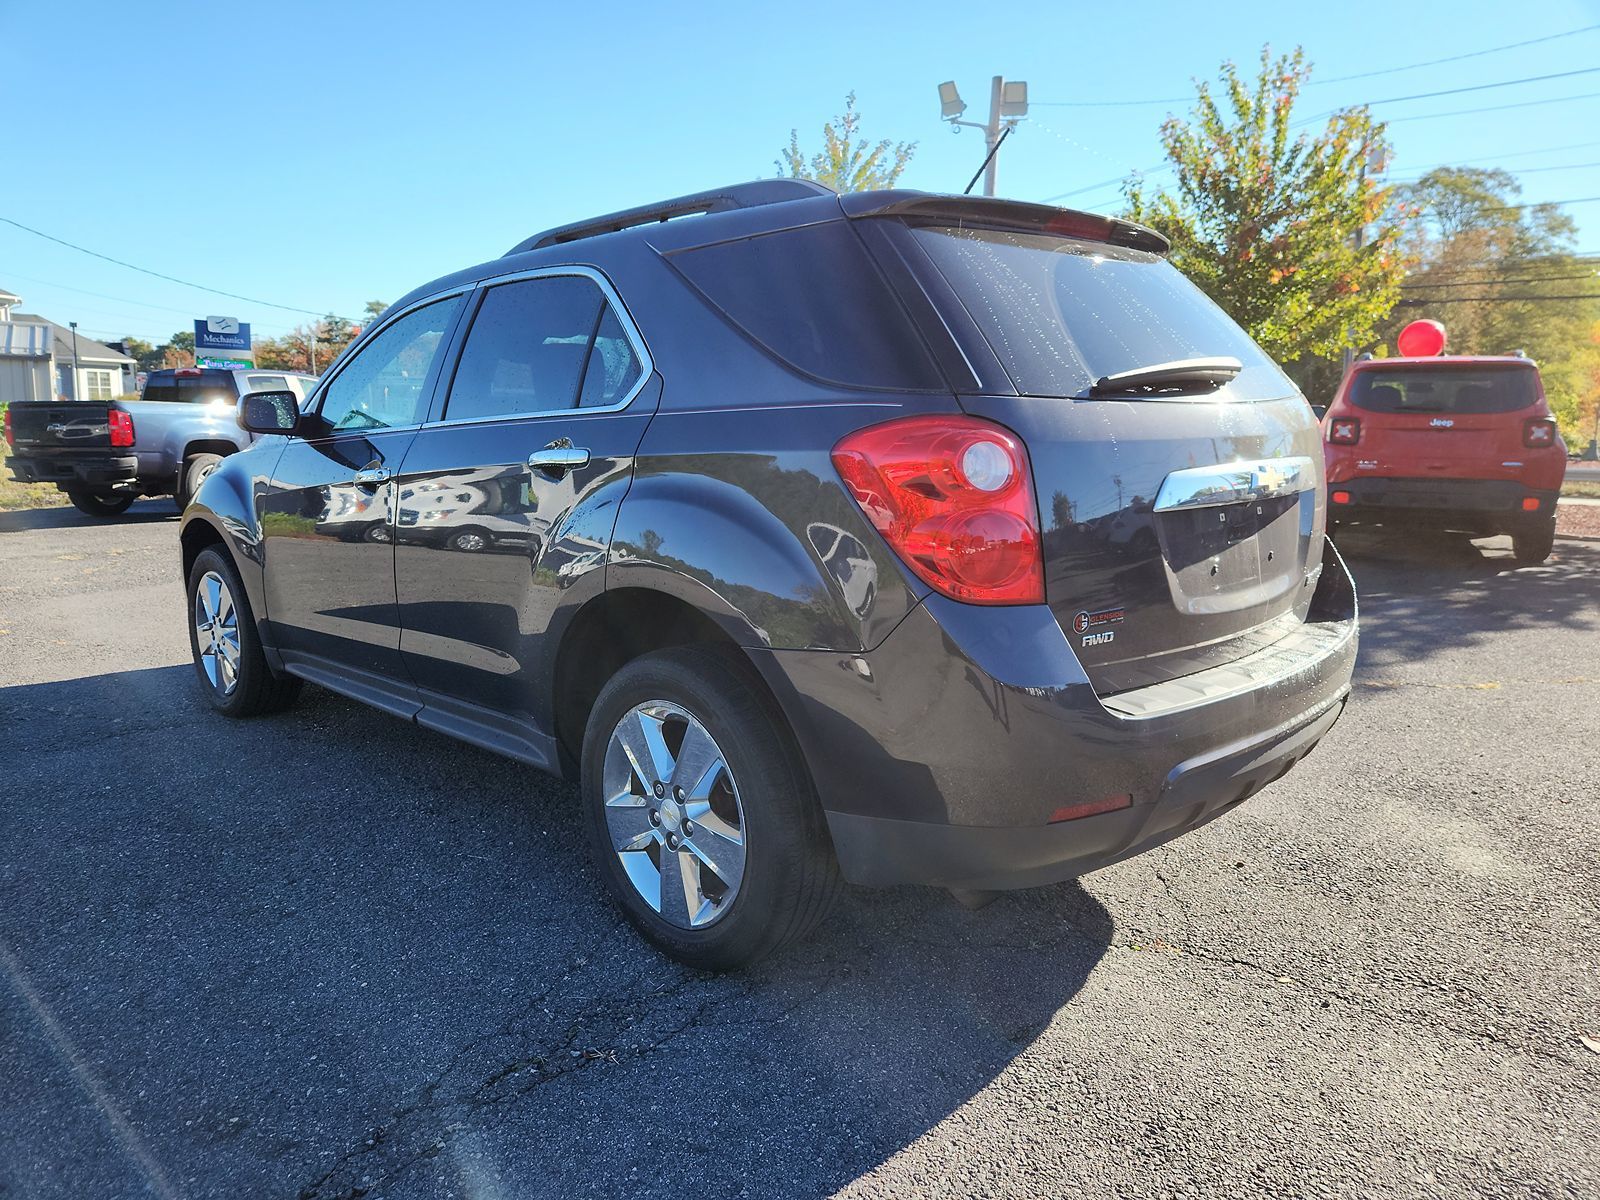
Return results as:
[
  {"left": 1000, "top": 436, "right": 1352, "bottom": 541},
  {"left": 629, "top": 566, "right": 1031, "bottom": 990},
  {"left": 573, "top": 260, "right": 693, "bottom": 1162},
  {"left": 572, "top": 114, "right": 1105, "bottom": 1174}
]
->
[{"left": 2, "top": 501, "right": 1597, "bottom": 1199}]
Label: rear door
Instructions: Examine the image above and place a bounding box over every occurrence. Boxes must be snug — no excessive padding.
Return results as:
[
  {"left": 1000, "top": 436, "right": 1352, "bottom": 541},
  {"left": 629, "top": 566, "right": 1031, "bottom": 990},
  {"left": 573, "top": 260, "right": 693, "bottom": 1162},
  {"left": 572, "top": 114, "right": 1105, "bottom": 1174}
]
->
[
  {"left": 392, "top": 269, "right": 657, "bottom": 750},
  {"left": 881, "top": 219, "right": 1324, "bottom": 693},
  {"left": 260, "top": 295, "right": 465, "bottom": 687}
]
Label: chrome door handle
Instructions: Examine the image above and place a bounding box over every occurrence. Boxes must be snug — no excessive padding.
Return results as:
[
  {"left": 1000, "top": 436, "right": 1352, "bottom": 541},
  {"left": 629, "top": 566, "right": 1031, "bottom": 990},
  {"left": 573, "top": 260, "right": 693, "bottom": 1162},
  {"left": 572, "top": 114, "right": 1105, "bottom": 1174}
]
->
[
  {"left": 527, "top": 446, "right": 591, "bottom": 472},
  {"left": 353, "top": 466, "right": 391, "bottom": 488}
]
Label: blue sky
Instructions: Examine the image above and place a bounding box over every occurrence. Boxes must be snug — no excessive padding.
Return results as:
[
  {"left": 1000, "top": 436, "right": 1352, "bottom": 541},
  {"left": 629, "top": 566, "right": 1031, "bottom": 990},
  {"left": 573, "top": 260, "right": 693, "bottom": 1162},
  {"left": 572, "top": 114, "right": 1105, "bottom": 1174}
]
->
[{"left": 3, "top": 0, "right": 1598, "bottom": 345}]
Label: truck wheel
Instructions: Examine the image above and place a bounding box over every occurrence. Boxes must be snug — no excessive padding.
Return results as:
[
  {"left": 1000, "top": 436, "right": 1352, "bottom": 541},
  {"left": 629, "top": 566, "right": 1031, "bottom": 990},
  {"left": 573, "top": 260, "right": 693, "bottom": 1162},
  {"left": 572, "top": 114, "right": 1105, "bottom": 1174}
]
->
[
  {"left": 186, "top": 546, "right": 302, "bottom": 717},
  {"left": 180, "top": 453, "right": 225, "bottom": 507},
  {"left": 581, "top": 646, "right": 840, "bottom": 970},
  {"left": 1512, "top": 520, "right": 1556, "bottom": 565},
  {"left": 67, "top": 490, "right": 135, "bottom": 518}
]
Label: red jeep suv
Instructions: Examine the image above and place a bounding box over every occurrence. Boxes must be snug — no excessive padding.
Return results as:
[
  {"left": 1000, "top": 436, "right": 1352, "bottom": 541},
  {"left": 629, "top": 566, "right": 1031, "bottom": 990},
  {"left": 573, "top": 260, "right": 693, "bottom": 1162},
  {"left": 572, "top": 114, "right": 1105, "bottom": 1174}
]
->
[{"left": 1323, "top": 354, "right": 1567, "bottom": 562}]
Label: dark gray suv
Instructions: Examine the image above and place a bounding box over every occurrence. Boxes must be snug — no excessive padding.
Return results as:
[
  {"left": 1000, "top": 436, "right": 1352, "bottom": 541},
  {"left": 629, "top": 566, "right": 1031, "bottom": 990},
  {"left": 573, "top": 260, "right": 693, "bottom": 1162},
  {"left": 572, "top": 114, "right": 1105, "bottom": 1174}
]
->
[{"left": 180, "top": 180, "right": 1357, "bottom": 968}]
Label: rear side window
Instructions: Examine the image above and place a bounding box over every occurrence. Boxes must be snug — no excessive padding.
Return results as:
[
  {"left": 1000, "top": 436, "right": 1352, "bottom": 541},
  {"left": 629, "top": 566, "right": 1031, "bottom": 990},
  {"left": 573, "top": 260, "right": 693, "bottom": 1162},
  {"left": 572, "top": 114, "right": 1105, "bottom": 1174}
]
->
[
  {"left": 1349, "top": 366, "right": 1538, "bottom": 414},
  {"left": 667, "top": 221, "right": 943, "bottom": 391},
  {"left": 245, "top": 373, "right": 290, "bottom": 392},
  {"left": 445, "top": 275, "right": 646, "bottom": 419},
  {"left": 141, "top": 370, "right": 237, "bottom": 403},
  {"left": 907, "top": 225, "right": 1285, "bottom": 399}
]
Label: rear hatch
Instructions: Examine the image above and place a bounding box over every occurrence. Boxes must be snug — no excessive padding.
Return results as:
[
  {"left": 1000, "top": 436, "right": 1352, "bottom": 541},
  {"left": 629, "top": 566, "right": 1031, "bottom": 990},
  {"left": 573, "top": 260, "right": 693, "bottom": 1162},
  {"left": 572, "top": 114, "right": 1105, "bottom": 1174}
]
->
[
  {"left": 875, "top": 214, "right": 1324, "bottom": 694},
  {"left": 1342, "top": 361, "right": 1541, "bottom": 476},
  {"left": 6, "top": 402, "right": 116, "bottom": 453}
]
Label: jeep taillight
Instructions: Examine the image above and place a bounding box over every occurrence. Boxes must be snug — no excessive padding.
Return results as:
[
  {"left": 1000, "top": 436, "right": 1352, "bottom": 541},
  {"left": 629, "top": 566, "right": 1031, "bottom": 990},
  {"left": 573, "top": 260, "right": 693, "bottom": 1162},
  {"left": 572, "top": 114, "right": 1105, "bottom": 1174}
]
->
[
  {"left": 1523, "top": 418, "right": 1556, "bottom": 448},
  {"left": 108, "top": 409, "right": 134, "bottom": 448},
  {"left": 832, "top": 415, "right": 1044, "bottom": 605},
  {"left": 1328, "top": 417, "right": 1360, "bottom": 445}
]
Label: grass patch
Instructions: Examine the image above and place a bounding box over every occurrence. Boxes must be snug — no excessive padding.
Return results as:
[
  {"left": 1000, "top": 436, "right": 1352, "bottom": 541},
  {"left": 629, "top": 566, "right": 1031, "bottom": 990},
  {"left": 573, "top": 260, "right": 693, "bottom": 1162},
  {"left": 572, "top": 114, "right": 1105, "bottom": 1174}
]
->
[
  {"left": 0, "top": 477, "right": 70, "bottom": 512},
  {"left": 1563, "top": 478, "right": 1600, "bottom": 500}
]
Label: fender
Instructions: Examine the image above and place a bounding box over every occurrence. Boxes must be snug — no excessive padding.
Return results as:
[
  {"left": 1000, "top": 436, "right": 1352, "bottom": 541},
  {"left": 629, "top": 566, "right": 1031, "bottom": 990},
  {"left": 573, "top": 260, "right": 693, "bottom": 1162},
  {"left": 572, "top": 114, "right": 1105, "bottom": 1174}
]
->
[
  {"left": 609, "top": 433, "right": 929, "bottom": 652},
  {"left": 177, "top": 439, "right": 287, "bottom": 652}
]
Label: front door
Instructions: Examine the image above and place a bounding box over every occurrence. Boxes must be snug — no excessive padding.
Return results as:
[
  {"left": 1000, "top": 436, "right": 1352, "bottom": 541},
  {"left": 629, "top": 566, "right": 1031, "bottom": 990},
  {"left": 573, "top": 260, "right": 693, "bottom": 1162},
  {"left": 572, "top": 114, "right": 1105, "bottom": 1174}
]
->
[
  {"left": 392, "top": 271, "right": 657, "bottom": 750},
  {"left": 261, "top": 294, "right": 465, "bottom": 687}
]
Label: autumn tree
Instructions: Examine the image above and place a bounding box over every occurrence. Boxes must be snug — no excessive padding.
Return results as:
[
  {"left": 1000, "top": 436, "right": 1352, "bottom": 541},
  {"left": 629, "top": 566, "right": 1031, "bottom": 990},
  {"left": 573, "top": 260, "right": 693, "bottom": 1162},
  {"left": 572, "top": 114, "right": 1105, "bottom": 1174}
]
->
[
  {"left": 1386, "top": 167, "right": 1599, "bottom": 447},
  {"left": 777, "top": 92, "right": 915, "bottom": 193},
  {"left": 1123, "top": 48, "right": 1411, "bottom": 401}
]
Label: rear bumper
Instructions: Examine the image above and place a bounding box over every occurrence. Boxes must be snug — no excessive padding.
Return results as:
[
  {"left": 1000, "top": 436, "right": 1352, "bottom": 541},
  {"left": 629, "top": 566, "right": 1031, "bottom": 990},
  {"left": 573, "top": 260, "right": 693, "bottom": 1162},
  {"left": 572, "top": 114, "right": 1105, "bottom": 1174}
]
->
[
  {"left": 1328, "top": 477, "right": 1558, "bottom": 529},
  {"left": 6, "top": 453, "right": 141, "bottom": 491},
  {"left": 749, "top": 538, "right": 1357, "bottom": 890}
]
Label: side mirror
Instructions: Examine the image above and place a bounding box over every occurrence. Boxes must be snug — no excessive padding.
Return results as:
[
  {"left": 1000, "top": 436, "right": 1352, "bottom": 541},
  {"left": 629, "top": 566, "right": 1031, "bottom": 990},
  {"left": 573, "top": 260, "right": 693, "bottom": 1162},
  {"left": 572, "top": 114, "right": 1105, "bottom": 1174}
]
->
[{"left": 238, "top": 390, "right": 301, "bottom": 435}]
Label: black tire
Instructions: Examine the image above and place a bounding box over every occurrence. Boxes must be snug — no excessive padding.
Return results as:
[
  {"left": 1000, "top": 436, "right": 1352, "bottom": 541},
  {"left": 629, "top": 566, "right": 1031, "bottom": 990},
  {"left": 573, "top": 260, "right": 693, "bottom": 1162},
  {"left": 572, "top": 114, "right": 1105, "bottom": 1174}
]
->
[
  {"left": 66, "top": 490, "right": 135, "bottom": 518},
  {"left": 581, "top": 645, "right": 840, "bottom": 970},
  {"left": 1512, "top": 520, "right": 1556, "bottom": 565},
  {"left": 186, "top": 546, "right": 302, "bottom": 717},
  {"left": 181, "top": 453, "right": 225, "bottom": 507}
]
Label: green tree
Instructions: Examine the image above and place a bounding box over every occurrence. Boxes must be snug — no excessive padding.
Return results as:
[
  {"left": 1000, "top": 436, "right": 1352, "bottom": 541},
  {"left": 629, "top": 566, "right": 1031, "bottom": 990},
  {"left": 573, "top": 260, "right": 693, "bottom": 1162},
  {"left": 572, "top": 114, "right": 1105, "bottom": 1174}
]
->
[
  {"left": 1123, "top": 48, "right": 1411, "bottom": 400},
  {"left": 120, "top": 336, "right": 160, "bottom": 373},
  {"left": 362, "top": 300, "right": 388, "bottom": 322},
  {"left": 777, "top": 92, "right": 915, "bottom": 193},
  {"left": 1390, "top": 166, "right": 1600, "bottom": 446}
]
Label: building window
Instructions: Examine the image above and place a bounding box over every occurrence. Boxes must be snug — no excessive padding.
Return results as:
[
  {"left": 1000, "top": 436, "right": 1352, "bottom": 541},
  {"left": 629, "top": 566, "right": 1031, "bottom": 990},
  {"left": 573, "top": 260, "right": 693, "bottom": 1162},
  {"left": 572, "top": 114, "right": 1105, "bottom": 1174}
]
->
[{"left": 84, "top": 370, "right": 114, "bottom": 401}]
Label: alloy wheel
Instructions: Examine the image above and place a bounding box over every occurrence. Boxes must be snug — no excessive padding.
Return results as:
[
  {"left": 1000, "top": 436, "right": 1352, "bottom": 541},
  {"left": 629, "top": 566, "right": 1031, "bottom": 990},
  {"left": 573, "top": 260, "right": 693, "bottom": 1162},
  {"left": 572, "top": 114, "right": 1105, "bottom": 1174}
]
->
[
  {"left": 602, "top": 700, "right": 747, "bottom": 929},
  {"left": 193, "top": 570, "right": 241, "bottom": 695}
]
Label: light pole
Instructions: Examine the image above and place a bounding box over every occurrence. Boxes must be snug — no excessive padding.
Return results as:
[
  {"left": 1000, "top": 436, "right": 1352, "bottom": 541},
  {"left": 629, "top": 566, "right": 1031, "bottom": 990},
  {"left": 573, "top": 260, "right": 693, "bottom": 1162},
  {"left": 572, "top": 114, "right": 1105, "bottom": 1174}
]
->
[
  {"left": 938, "top": 76, "right": 1029, "bottom": 197},
  {"left": 69, "top": 320, "right": 81, "bottom": 401}
]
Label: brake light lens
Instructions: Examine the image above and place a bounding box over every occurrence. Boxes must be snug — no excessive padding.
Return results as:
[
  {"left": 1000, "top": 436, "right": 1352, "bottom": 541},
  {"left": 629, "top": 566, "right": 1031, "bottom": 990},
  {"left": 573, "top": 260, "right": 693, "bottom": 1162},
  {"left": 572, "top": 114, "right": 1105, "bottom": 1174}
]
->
[
  {"left": 1050, "top": 794, "right": 1133, "bottom": 824},
  {"left": 1521, "top": 497, "right": 1541, "bottom": 512},
  {"left": 108, "top": 408, "right": 134, "bottom": 448},
  {"left": 1523, "top": 418, "right": 1556, "bottom": 448},
  {"left": 1328, "top": 417, "right": 1360, "bottom": 445},
  {"left": 832, "top": 415, "right": 1043, "bottom": 605},
  {"left": 2, "top": 407, "right": 11, "bottom": 449},
  {"left": 1330, "top": 490, "right": 1352, "bottom": 505}
]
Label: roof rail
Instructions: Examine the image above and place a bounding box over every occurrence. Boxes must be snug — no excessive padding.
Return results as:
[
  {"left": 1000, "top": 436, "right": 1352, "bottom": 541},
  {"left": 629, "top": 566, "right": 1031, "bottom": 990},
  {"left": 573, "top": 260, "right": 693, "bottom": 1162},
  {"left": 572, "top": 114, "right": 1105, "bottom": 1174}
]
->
[{"left": 506, "top": 179, "right": 836, "bottom": 255}]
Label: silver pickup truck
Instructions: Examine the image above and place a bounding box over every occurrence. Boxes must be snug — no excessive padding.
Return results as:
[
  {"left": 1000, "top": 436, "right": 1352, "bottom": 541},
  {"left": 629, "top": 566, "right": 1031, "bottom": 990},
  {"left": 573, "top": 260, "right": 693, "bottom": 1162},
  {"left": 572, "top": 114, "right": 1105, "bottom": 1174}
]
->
[{"left": 3, "top": 367, "right": 317, "bottom": 517}]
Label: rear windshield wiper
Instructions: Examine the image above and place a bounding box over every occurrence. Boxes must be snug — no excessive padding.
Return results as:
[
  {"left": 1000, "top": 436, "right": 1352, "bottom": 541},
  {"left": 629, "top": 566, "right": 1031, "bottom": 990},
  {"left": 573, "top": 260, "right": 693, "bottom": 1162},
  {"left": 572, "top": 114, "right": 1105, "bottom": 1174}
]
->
[{"left": 1090, "top": 356, "right": 1243, "bottom": 396}]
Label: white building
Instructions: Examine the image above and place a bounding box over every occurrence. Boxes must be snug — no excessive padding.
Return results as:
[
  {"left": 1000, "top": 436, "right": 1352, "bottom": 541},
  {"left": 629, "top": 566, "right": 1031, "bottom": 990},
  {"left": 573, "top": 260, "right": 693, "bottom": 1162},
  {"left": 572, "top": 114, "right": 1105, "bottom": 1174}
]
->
[{"left": 0, "top": 287, "right": 137, "bottom": 404}]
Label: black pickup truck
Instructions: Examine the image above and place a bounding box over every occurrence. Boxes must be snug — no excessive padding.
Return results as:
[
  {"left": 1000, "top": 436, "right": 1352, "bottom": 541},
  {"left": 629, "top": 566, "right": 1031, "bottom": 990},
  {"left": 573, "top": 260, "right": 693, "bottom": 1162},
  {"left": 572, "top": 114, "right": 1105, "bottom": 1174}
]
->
[{"left": 4, "top": 367, "right": 317, "bottom": 516}]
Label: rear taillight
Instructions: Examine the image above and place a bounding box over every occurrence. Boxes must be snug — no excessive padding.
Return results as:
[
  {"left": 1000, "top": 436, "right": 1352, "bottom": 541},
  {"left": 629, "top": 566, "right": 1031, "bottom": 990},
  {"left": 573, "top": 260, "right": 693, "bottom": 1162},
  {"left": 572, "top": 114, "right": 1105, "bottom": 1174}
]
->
[
  {"left": 832, "top": 415, "right": 1044, "bottom": 605},
  {"left": 2, "top": 407, "right": 11, "bottom": 449},
  {"left": 1330, "top": 490, "right": 1352, "bottom": 505},
  {"left": 108, "top": 409, "right": 134, "bottom": 448},
  {"left": 1328, "top": 417, "right": 1360, "bottom": 445},
  {"left": 1523, "top": 418, "right": 1556, "bottom": 448}
]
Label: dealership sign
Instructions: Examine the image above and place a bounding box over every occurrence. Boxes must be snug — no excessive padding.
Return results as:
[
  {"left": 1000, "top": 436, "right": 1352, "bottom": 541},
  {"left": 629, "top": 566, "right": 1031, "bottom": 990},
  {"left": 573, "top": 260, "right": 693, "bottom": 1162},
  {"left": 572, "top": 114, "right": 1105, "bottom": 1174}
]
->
[{"left": 194, "top": 315, "right": 252, "bottom": 353}]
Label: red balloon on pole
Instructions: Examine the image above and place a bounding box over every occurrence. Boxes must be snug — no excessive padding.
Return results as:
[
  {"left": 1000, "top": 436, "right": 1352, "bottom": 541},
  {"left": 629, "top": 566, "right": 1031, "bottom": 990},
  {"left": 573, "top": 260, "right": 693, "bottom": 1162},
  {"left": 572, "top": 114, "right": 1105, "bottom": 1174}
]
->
[{"left": 1396, "top": 319, "right": 1447, "bottom": 358}]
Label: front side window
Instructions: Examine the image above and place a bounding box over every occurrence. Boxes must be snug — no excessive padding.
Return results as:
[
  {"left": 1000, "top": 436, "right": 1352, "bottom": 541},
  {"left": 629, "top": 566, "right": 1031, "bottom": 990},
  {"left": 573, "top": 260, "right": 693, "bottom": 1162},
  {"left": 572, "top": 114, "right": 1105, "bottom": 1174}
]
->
[
  {"left": 446, "top": 275, "right": 640, "bottom": 421},
  {"left": 319, "top": 297, "right": 461, "bottom": 432}
]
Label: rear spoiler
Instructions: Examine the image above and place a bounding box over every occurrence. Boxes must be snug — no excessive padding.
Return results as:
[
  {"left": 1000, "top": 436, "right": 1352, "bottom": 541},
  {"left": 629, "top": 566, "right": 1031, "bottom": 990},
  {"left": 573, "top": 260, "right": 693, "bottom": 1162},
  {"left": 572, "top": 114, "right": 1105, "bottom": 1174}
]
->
[{"left": 837, "top": 191, "right": 1170, "bottom": 255}]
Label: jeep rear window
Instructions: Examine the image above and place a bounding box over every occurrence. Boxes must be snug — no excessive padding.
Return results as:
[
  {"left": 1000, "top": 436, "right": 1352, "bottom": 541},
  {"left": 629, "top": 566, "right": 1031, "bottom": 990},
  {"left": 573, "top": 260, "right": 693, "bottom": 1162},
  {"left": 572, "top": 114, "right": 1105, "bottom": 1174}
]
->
[
  {"left": 907, "top": 225, "right": 1286, "bottom": 400},
  {"left": 1348, "top": 365, "right": 1538, "bottom": 414},
  {"left": 141, "top": 370, "right": 237, "bottom": 404},
  {"left": 666, "top": 221, "right": 943, "bottom": 391}
]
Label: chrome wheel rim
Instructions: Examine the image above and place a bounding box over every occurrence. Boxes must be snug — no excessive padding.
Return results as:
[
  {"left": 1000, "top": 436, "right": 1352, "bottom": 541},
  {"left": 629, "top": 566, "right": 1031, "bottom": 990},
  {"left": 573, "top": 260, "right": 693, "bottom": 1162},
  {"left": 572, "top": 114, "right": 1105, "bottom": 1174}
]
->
[
  {"left": 455, "top": 532, "right": 486, "bottom": 551},
  {"left": 193, "top": 570, "right": 241, "bottom": 696},
  {"left": 602, "top": 700, "right": 747, "bottom": 929}
]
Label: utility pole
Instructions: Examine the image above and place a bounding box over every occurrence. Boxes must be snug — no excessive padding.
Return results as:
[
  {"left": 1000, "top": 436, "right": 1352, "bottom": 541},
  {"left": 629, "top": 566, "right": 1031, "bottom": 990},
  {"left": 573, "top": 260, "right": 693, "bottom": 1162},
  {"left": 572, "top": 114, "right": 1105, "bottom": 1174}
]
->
[
  {"left": 939, "top": 76, "right": 1029, "bottom": 197},
  {"left": 69, "top": 320, "right": 81, "bottom": 401},
  {"left": 1341, "top": 144, "right": 1385, "bottom": 377}
]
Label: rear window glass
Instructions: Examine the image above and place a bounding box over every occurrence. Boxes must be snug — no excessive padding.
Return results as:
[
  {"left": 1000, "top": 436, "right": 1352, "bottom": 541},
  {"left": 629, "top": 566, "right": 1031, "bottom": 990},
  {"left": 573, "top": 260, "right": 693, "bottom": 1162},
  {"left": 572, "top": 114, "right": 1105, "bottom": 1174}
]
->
[
  {"left": 140, "top": 370, "right": 238, "bottom": 404},
  {"left": 907, "top": 225, "right": 1286, "bottom": 400},
  {"left": 1348, "top": 366, "right": 1538, "bottom": 414},
  {"left": 245, "top": 373, "right": 290, "bottom": 392},
  {"left": 667, "top": 221, "right": 943, "bottom": 391}
]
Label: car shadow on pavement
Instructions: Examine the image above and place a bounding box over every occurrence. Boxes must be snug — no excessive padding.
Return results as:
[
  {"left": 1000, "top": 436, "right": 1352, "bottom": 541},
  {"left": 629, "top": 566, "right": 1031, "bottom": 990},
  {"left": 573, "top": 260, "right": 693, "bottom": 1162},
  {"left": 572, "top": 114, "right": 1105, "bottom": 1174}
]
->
[
  {"left": 0, "top": 498, "right": 177, "bottom": 534},
  {"left": 1, "top": 664, "right": 1114, "bottom": 1200},
  {"left": 1331, "top": 529, "right": 1600, "bottom": 676}
]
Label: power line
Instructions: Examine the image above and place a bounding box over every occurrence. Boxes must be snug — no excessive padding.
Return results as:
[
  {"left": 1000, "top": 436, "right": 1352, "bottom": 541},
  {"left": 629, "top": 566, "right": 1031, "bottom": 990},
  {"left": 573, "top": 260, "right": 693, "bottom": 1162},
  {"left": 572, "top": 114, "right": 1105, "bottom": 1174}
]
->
[
  {"left": 1382, "top": 89, "right": 1600, "bottom": 124},
  {"left": 1398, "top": 293, "right": 1600, "bottom": 304},
  {"left": 1031, "top": 34, "right": 1600, "bottom": 108},
  {"left": 1402, "top": 273, "right": 1600, "bottom": 287},
  {"left": 1389, "top": 159, "right": 1600, "bottom": 182},
  {"left": 1483, "top": 195, "right": 1600, "bottom": 211},
  {"left": 0, "top": 215, "right": 330, "bottom": 317},
  {"left": 1312, "top": 24, "right": 1600, "bottom": 85}
]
